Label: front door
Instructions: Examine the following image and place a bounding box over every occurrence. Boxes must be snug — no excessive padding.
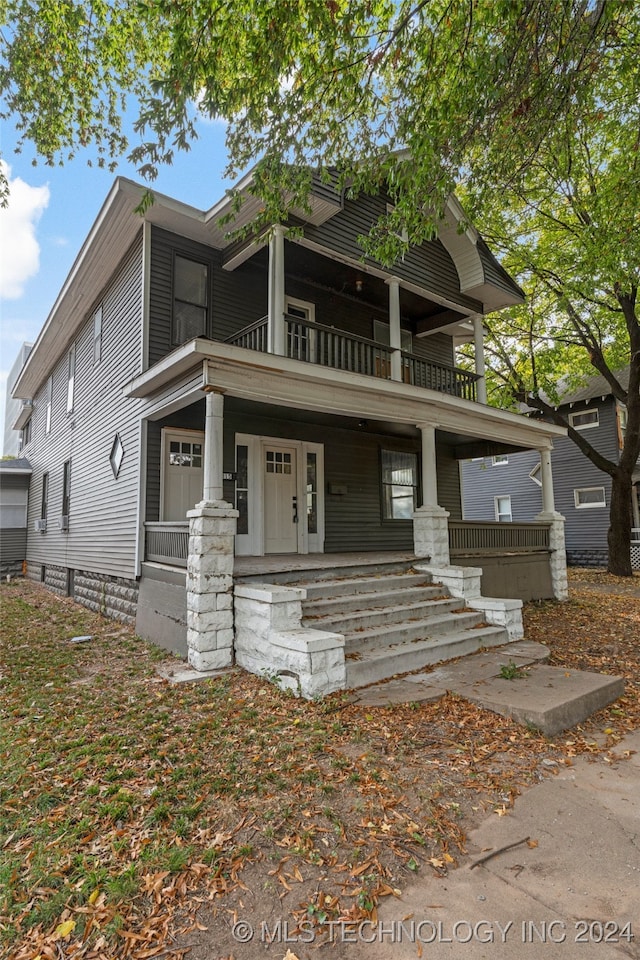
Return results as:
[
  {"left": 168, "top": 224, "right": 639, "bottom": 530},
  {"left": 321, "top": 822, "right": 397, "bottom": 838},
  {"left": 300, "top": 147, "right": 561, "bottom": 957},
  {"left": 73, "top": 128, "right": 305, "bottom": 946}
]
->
[
  {"left": 263, "top": 444, "right": 298, "bottom": 553},
  {"left": 162, "top": 429, "right": 204, "bottom": 521}
]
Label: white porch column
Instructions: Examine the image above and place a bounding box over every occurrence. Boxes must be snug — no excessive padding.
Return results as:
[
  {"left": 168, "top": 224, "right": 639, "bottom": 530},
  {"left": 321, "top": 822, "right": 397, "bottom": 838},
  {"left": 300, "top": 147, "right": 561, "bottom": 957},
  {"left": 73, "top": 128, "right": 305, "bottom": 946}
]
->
[
  {"left": 539, "top": 446, "right": 556, "bottom": 514},
  {"left": 268, "top": 224, "right": 286, "bottom": 356},
  {"left": 387, "top": 277, "right": 403, "bottom": 382},
  {"left": 473, "top": 314, "right": 487, "bottom": 404},
  {"left": 420, "top": 423, "right": 439, "bottom": 507},
  {"left": 203, "top": 388, "right": 225, "bottom": 503},
  {"left": 413, "top": 423, "right": 450, "bottom": 565},
  {"left": 535, "top": 445, "right": 568, "bottom": 601},
  {"left": 186, "top": 387, "right": 238, "bottom": 672}
]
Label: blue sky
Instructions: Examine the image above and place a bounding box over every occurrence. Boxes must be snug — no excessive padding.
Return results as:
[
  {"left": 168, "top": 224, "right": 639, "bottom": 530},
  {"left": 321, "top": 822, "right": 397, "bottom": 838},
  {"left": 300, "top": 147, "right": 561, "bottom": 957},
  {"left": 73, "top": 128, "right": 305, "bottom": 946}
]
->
[{"left": 0, "top": 116, "right": 233, "bottom": 444}]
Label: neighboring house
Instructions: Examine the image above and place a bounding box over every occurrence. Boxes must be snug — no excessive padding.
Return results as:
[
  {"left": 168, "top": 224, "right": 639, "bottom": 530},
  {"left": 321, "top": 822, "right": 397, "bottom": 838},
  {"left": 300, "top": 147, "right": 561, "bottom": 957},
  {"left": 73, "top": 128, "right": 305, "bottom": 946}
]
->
[
  {"left": 0, "top": 457, "right": 32, "bottom": 577},
  {"left": 10, "top": 172, "right": 569, "bottom": 695},
  {"left": 4, "top": 342, "right": 33, "bottom": 456},
  {"left": 462, "top": 367, "right": 640, "bottom": 568}
]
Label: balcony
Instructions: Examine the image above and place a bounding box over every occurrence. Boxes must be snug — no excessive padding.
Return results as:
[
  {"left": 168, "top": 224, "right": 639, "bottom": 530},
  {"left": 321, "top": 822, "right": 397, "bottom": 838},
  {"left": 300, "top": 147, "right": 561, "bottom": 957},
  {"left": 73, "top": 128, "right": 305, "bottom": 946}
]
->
[{"left": 227, "top": 314, "right": 480, "bottom": 402}]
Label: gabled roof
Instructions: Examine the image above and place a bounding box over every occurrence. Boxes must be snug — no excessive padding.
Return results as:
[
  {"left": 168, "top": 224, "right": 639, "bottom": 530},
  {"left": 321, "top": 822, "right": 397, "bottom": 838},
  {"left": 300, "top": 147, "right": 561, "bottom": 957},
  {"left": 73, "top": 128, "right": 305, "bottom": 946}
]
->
[{"left": 560, "top": 366, "right": 630, "bottom": 406}]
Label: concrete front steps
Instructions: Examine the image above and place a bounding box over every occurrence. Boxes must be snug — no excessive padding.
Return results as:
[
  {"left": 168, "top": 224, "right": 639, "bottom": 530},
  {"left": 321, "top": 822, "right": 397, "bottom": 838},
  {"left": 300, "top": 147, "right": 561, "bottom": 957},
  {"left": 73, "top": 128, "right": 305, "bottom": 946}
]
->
[{"left": 291, "top": 562, "right": 510, "bottom": 688}]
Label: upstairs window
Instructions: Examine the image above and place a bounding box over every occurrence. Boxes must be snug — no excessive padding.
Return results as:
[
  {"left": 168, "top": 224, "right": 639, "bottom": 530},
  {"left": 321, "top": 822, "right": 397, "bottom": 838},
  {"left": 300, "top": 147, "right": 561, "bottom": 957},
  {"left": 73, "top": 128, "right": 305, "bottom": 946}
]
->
[
  {"left": 492, "top": 455, "right": 509, "bottom": 466},
  {"left": 67, "top": 345, "right": 75, "bottom": 414},
  {"left": 173, "top": 255, "right": 208, "bottom": 345},
  {"left": 93, "top": 305, "right": 103, "bottom": 364},
  {"left": 381, "top": 450, "right": 417, "bottom": 519},
  {"left": 617, "top": 404, "right": 628, "bottom": 448},
  {"left": 569, "top": 408, "right": 599, "bottom": 430},
  {"left": 45, "top": 376, "right": 52, "bottom": 434},
  {"left": 21, "top": 418, "right": 32, "bottom": 449}
]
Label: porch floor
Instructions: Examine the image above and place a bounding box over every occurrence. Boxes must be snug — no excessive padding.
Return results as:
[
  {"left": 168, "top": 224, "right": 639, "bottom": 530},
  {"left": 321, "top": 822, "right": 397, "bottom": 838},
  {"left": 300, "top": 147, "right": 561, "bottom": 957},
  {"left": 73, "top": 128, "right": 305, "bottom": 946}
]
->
[{"left": 234, "top": 550, "right": 416, "bottom": 577}]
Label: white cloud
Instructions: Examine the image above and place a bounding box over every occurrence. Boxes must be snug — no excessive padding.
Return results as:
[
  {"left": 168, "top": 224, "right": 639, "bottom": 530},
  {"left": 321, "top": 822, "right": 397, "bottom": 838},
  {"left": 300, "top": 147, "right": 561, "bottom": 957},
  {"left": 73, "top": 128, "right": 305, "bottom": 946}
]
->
[{"left": 0, "top": 161, "right": 50, "bottom": 299}]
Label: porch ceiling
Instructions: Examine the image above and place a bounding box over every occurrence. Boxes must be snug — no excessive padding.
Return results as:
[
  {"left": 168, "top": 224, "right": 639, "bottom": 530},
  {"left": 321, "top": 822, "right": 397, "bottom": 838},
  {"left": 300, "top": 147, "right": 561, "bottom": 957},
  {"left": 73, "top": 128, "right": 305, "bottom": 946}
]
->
[{"left": 125, "top": 339, "right": 566, "bottom": 452}]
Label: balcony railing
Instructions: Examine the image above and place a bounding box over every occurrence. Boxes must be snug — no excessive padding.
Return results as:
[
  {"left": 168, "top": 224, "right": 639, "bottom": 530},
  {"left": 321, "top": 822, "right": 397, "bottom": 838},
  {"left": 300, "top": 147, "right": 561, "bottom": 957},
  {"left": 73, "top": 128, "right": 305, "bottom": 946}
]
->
[
  {"left": 226, "top": 315, "right": 479, "bottom": 400},
  {"left": 145, "top": 522, "right": 189, "bottom": 567},
  {"left": 449, "top": 520, "right": 551, "bottom": 555}
]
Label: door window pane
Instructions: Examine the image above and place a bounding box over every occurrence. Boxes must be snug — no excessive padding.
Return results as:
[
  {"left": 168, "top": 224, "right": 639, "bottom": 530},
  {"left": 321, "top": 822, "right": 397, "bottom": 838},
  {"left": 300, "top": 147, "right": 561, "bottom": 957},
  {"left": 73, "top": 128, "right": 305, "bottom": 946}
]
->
[
  {"left": 236, "top": 445, "right": 249, "bottom": 535},
  {"left": 306, "top": 452, "right": 317, "bottom": 534}
]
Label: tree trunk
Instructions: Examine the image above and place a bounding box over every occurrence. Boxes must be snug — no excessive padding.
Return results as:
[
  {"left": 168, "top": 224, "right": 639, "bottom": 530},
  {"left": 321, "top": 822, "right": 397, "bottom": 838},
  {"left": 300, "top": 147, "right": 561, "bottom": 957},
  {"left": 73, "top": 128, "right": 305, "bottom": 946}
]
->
[{"left": 607, "top": 468, "right": 633, "bottom": 576}]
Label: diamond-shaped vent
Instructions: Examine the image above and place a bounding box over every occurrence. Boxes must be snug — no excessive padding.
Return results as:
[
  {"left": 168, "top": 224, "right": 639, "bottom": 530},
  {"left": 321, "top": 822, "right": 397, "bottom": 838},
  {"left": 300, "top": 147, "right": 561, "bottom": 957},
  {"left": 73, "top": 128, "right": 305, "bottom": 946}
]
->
[{"left": 110, "top": 433, "right": 124, "bottom": 479}]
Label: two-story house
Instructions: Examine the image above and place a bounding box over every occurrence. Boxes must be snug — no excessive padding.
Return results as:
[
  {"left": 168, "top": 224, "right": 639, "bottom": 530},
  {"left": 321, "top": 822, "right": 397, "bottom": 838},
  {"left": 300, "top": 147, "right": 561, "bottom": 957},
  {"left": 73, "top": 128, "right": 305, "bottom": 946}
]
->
[
  {"left": 462, "top": 367, "right": 640, "bottom": 568},
  {"left": 11, "top": 172, "right": 569, "bottom": 696}
]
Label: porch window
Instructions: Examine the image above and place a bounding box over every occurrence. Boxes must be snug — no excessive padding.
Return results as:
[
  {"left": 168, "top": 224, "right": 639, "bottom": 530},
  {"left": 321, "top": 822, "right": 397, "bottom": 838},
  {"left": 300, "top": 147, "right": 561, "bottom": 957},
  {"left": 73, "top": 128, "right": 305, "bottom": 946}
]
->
[
  {"left": 236, "top": 444, "right": 249, "bottom": 535},
  {"left": 173, "top": 255, "right": 208, "bottom": 345},
  {"left": 492, "top": 454, "right": 509, "bottom": 466},
  {"left": 286, "top": 297, "right": 315, "bottom": 362},
  {"left": 381, "top": 450, "right": 417, "bottom": 519},
  {"left": 494, "top": 495, "right": 512, "bottom": 522}
]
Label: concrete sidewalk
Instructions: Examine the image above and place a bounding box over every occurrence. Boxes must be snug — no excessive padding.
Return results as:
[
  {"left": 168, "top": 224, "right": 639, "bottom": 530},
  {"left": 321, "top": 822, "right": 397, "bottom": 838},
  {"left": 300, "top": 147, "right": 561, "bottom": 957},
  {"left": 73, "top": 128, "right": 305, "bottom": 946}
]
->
[{"left": 346, "top": 730, "right": 640, "bottom": 958}]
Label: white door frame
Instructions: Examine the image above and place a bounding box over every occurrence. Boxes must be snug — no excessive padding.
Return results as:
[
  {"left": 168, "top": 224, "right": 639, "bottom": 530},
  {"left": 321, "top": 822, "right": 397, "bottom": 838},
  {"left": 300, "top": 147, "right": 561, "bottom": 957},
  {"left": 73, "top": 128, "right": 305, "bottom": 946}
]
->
[
  {"left": 160, "top": 427, "right": 205, "bottom": 521},
  {"left": 235, "top": 432, "right": 324, "bottom": 556}
]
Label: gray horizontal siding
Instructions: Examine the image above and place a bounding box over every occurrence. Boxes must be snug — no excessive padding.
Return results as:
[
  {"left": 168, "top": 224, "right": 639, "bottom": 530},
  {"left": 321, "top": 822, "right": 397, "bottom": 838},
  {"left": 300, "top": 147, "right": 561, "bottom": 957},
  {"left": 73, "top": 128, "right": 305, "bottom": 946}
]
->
[
  {"left": 21, "top": 240, "right": 145, "bottom": 579},
  {"left": 462, "top": 451, "right": 542, "bottom": 522},
  {"left": 0, "top": 528, "right": 27, "bottom": 566},
  {"left": 552, "top": 400, "right": 617, "bottom": 552},
  {"left": 149, "top": 226, "right": 268, "bottom": 363},
  {"left": 462, "top": 399, "right": 621, "bottom": 553},
  {"left": 149, "top": 227, "right": 457, "bottom": 369},
  {"left": 145, "top": 401, "right": 205, "bottom": 522},
  {"left": 302, "top": 192, "right": 482, "bottom": 312},
  {"left": 146, "top": 403, "right": 461, "bottom": 548}
]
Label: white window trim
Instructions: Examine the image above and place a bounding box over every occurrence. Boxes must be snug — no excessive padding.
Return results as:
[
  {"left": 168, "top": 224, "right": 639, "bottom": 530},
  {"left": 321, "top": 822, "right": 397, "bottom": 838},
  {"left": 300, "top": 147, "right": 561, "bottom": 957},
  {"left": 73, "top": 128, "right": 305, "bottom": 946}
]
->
[
  {"left": 93, "top": 305, "right": 103, "bottom": 365},
  {"left": 492, "top": 455, "right": 509, "bottom": 466},
  {"left": 529, "top": 463, "right": 542, "bottom": 487},
  {"left": 45, "top": 376, "right": 52, "bottom": 434},
  {"left": 381, "top": 448, "right": 418, "bottom": 520},
  {"left": 285, "top": 296, "right": 316, "bottom": 323},
  {"left": 234, "top": 432, "right": 324, "bottom": 557},
  {"left": 574, "top": 486, "right": 606, "bottom": 509},
  {"left": 569, "top": 408, "right": 599, "bottom": 430},
  {"left": 66, "top": 344, "right": 76, "bottom": 414},
  {"left": 159, "top": 427, "right": 205, "bottom": 522},
  {"left": 494, "top": 494, "right": 513, "bottom": 522}
]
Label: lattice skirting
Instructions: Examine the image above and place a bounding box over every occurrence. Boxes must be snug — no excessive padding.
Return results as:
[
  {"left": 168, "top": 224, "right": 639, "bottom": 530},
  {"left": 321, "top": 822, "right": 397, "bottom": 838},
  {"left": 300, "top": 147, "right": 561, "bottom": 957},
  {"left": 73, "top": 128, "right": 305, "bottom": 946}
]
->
[{"left": 632, "top": 544, "right": 640, "bottom": 570}]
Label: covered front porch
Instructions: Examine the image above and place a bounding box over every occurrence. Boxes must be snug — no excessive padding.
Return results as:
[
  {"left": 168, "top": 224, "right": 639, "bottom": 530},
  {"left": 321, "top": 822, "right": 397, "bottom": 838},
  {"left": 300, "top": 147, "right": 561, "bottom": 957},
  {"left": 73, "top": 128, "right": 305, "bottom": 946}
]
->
[{"left": 127, "top": 339, "right": 567, "bottom": 693}]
